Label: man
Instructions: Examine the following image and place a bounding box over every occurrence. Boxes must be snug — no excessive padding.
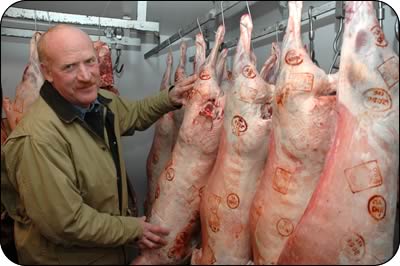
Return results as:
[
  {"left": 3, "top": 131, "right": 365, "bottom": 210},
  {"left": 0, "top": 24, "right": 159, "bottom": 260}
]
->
[{"left": 1, "top": 24, "right": 197, "bottom": 264}]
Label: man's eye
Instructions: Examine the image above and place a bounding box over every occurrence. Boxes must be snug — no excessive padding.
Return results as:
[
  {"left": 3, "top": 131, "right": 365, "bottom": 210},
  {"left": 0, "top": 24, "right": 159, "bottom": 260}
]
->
[
  {"left": 87, "top": 58, "right": 97, "bottom": 64},
  {"left": 64, "top": 64, "right": 74, "bottom": 70}
]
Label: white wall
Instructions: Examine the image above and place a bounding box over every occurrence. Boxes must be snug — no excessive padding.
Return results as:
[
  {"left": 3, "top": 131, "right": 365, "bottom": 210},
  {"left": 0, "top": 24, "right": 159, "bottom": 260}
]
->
[{"left": 1, "top": 2, "right": 399, "bottom": 218}]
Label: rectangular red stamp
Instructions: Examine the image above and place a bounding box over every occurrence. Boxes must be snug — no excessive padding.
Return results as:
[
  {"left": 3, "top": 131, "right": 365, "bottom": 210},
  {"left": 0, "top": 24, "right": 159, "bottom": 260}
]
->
[
  {"left": 344, "top": 160, "right": 383, "bottom": 193},
  {"left": 289, "top": 73, "right": 314, "bottom": 92},
  {"left": 272, "top": 167, "right": 292, "bottom": 195},
  {"left": 377, "top": 56, "right": 399, "bottom": 90}
]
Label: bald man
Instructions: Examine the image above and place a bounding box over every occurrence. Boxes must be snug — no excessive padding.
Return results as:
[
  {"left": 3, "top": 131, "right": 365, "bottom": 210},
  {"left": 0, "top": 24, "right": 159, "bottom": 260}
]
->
[{"left": 1, "top": 24, "right": 197, "bottom": 265}]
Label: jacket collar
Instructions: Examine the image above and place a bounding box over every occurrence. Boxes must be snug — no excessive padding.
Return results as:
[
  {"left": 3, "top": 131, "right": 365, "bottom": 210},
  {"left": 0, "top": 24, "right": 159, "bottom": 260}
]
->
[{"left": 40, "top": 80, "right": 112, "bottom": 123}]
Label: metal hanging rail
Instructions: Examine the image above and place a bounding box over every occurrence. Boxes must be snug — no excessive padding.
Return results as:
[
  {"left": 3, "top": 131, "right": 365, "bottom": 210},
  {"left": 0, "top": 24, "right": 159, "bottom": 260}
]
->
[
  {"left": 188, "top": 1, "right": 336, "bottom": 62},
  {"left": 2, "top": 2, "right": 156, "bottom": 47},
  {"left": 1, "top": 27, "right": 141, "bottom": 46},
  {"left": 144, "top": 1, "right": 243, "bottom": 59},
  {"left": 3, "top": 6, "right": 159, "bottom": 32},
  {"left": 227, "top": 1, "right": 335, "bottom": 48}
]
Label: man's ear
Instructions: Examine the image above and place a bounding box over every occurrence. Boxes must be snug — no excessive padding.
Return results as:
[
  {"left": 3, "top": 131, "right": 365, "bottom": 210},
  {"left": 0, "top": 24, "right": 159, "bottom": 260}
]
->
[{"left": 40, "top": 63, "right": 53, "bottom": 82}]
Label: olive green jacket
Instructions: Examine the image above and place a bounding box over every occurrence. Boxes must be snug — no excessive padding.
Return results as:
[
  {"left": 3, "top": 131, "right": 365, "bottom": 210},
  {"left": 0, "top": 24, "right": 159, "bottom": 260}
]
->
[{"left": 1, "top": 81, "right": 177, "bottom": 264}]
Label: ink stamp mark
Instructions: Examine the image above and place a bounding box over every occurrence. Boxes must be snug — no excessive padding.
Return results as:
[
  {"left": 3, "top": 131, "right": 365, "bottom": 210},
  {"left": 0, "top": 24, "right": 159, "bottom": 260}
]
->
[
  {"left": 226, "top": 193, "right": 240, "bottom": 209},
  {"left": 231, "top": 115, "right": 248, "bottom": 136},
  {"left": 344, "top": 160, "right": 383, "bottom": 193},
  {"left": 368, "top": 195, "right": 386, "bottom": 221},
  {"left": 276, "top": 218, "right": 294, "bottom": 237},
  {"left": 370, "top": 25, "right": 388, "bottom": 47},
  {"left": 272, "top": 167, "right": 292, "bottom": 195},
  {"left": 242, "top": 65, "right": 257, "bottom": 79},
  {"left": 363, "top": 88, "right": 392, "bottom": 112},
  {"left": 341, "top": 233, "right": 365, "bottom": 261},
  {"left": 377, "top": 56, "right": 399, "bottom": 90},
  {"left": 285, "top": 49, "right": 303, "bottom": 66},
  {"left": 289, "top": 73, "right": 314, "bottom": 92},
  {"left": 200, "top": 70, "right": 211, "bottom": 80}
]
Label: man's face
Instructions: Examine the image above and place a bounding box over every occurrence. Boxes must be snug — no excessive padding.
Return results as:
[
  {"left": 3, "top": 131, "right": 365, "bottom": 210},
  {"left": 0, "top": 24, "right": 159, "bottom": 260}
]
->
[{"left": 42, "top": 28, "right": 101, "bottom": 108}]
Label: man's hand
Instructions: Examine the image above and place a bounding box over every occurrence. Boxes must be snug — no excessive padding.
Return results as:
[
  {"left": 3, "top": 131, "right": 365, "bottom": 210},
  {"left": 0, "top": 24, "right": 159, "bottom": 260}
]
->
[
  {"left": 168, "top": 74, "right": 197, "bottom": 107},
  {"left": 137, "top": 216, "right": 170, "bottom": 250}
]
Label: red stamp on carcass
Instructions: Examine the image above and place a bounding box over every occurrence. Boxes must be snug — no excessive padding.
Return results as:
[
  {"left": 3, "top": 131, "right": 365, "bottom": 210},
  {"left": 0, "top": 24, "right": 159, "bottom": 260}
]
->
[
  {"left": 289, "top": 73, "right": 314, "bottom": 92},
  {"left": 226, "top": 193, "right": 240, "bottom": 209},
  {"left": 363, "top": 88, "right": 392, "bottom": 112},
  {"left": 242, "top": 65, "right": 257, "bottom": 79},
  {"left": 200, "top": 70, "right": 211, "bottom": 80},
  {"left": 370, "top": 25, "right": 388, "bottom": 47},
  {"left": 344, "top": 160, "right": 383, "bottom": 193},
  {"left": 276, "top": 218, "right": 294, "bottom": 237},
  {"left": 285, "top": 49, "right": 303, "bottom": 66},
  {"left": 340, "top": 233, "right": 365, "bottom": 261},
  {"left": 377, "top": 56, "right": 399, "bottom": 90},
  {"left": 231, "top": 115, "right": 248, "bottom": 136},
  {"left": 368, "top": 195, "right": 386, "bottom": 221},
  {"left": 272, "top": 167, "right": 292, "bottom": 195}
]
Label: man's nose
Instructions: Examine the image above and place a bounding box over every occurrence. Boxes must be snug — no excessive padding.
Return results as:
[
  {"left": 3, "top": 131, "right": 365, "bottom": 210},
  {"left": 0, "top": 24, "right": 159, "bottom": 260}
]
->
[{"left": 77, "top": 64, "right": 91, "bottom": 81}]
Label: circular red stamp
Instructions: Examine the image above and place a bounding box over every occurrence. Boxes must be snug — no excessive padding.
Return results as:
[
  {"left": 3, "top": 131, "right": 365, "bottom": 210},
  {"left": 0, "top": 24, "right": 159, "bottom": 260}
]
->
[
  {"left": 363, "top": 88, "right": 392, "bottom": 112},
  {"left": 226, "top": 193, "right": 240, "bottom": 209},
  {"left": 368, "top": 195, "right": 386, "bottom": 221},
  {"left": 341, "top": 233, "right": 365, "bottom": 261},
  {"left": 231, "top": 115, "right": 248, "bottom": 136},
  {"left": 371, "top": 25, "right": 388, "bottom": 47},
  {"left": 200, "top": 70, "right": 211, "bottom": 80},
  {"left": 276, "top": 218, "right": 294, "bottom": 237},
  {"left": 242, "top": 65, "right": 256, "bottom": 79},
  {"left": 285, "top": 49, "right": 303, "bottom": 66}
]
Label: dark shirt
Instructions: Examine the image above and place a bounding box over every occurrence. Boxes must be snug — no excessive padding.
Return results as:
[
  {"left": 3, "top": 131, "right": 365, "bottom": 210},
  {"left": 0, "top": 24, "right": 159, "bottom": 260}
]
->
[{"left": 73, "top": 99, "right": 101, "bottom": 120}]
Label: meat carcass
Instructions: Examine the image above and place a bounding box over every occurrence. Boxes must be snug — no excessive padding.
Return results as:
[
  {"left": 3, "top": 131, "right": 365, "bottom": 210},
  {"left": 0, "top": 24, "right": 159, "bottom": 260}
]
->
[
  {"left": 278, "top": 1, "right": 399, "bottom": 264},
  {"left": 132, "top": 26, "right": 225, "bottom": 265},
  {"left": 260, "top": 42, "right": 281, "bottom": 85},
  {"left": 175, "top": 41, "right": 188, "bottom": 83},
  {"left": 249, "top": 1, "right": 337, "bottom": 264},
  {"left": 218, "top": 49, "right": 234, "bottom": 94},
  {"left": 192, "top": 14, "right": 275, "bottom": 265},
  {"left": 2, "top": 32, "right": 43, "bottom": 130},
  {"left": 173, "top": 41, "right": 188, "bottom": 131},
  {"left": 216, "top": 48, "right": 228, "bottom": 86},
  {"left": 145, "top": 50, "right": 175, "bottom": 216},
  {"left": 93, "top": 40, "right": 119, "bottom": 95}
]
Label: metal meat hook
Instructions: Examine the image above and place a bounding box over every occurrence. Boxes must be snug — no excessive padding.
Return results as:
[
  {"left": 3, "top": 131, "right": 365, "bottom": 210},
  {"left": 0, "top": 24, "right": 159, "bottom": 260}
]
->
[
  {"left": 308, "top": 6, "right": 319, "bottom": 66},
  {"left": 113, "top": 48, "right": 124, "bottom": 74}
]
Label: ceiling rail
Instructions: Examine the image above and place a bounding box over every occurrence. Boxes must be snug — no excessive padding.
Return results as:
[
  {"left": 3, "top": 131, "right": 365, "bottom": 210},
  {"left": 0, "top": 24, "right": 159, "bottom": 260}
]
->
[
  {"left": 188, "top": 1, "right": 336, "bottom": 62},
  {"left": 3, "top": 7, "right": 159, "bottom": 32},
  {"left": 144, "top": 1, "right": 244, "bottom": 59}
]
